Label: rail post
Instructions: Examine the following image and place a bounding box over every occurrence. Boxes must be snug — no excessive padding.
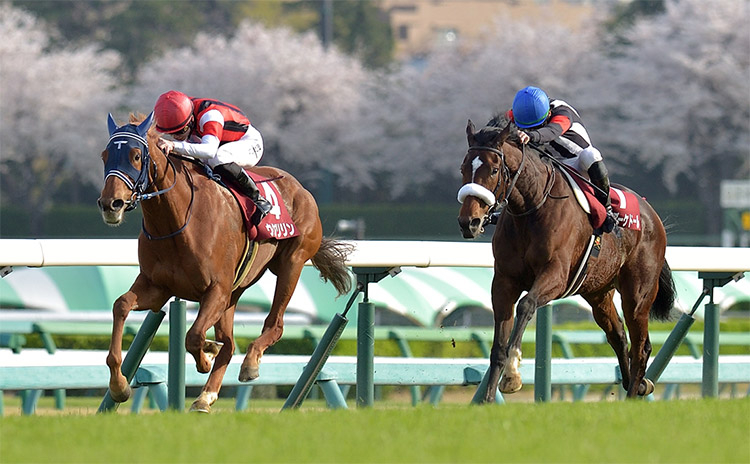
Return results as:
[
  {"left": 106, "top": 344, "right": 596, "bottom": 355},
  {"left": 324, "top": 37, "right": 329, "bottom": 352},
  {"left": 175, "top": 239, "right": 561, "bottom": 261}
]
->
[
  {"left": 534, "top": 305, "right": 552, "bottom": 402},
  {"left": 352, "top": 267, "right": 399, "bottom": 408},
  {"left": 283, "top": 282, "right": 364, "bottom": 410},
  {"left": 168, "top": 298, "right": 186, "bottom": 411}
]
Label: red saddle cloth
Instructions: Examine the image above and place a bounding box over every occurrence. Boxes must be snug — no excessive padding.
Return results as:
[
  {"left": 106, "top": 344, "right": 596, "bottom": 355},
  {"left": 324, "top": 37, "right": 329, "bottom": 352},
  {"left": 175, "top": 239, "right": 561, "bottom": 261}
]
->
[
  {"left": 224, "top": 171, "right": 300, "bottom": 241},
  {"left": 566, "top": 169, "right": 642, "bottom": 231}
]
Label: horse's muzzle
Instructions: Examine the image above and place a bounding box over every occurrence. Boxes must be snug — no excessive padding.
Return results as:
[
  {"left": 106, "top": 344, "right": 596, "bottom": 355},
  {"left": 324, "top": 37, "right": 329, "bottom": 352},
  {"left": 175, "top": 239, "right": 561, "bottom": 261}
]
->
[
  {"left": 97, "top": 197, "right": 126, "bottom": 225},
  {"left": 457, "top": 216, "right": 483, "bottom": 239}
]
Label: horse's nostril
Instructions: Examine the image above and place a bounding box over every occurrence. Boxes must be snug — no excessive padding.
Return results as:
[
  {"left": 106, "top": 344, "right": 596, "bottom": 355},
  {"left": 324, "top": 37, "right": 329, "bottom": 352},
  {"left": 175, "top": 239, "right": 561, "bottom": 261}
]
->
[
  {"left": 470, "top": 218, "right": 482, "bottom": 229},
  {"left": 112, "top": 199, "right": 125, "bottom": 210}
]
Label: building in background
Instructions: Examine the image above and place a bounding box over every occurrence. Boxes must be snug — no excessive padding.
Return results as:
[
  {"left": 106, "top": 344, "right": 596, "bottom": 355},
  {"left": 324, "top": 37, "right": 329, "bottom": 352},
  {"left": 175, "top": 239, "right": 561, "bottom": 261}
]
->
[{"left": 380, "top": 0, "right": 598, "bottom": 60}]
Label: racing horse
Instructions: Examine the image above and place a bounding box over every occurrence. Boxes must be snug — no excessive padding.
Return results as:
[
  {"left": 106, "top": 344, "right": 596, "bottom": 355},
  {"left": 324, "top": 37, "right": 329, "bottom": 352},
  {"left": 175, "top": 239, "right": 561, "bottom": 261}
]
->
[
  {"left": 98, "top": 113, "right": 352, "bottom": 412},
  {"left": 457, "top": 117, "right": 675, "bottom": 401}
]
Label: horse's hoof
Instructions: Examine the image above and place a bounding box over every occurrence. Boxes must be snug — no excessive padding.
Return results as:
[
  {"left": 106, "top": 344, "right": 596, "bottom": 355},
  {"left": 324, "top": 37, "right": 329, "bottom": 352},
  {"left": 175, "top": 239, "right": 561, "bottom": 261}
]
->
[
  {"left": 189, "top": 401, "right": 211, "bottom": 414},
  {"left": 638, "top": 379, "right": 655, "bottom": 396},
  {"left": 202, "top": 340, "right": 224, "bottom": 361},
  {"left": 499, "top": 375, "right": 522, "bottom": 394},
  {"left": 109, "top": 384, "right": 132, "bottom": 403},
  {"left": 239, "top": 366, "right": 259, "bottom": 382}
]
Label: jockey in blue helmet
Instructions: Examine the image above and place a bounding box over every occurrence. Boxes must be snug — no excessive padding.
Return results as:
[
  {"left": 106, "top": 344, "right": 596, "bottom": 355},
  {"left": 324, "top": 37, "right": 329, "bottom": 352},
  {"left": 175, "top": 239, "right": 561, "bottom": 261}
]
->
[{"left": 507, "top": 86, "right": 616, "bottom": 233}]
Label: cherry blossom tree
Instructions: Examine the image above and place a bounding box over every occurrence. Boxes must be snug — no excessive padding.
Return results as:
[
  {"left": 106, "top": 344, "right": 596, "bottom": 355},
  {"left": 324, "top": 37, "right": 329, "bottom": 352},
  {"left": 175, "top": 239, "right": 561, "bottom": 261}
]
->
[
  {"left": 0, "top": 3, "right": 123, "bottom": 233},
  {"left": 128, "top": 21, "right": 372, "bottom": 196},
  {"left": 578, "top": 0, "right": 749, "bottom": 235},
  {"left": 354, "top": 12, "right": 598, "bottom": 201}
]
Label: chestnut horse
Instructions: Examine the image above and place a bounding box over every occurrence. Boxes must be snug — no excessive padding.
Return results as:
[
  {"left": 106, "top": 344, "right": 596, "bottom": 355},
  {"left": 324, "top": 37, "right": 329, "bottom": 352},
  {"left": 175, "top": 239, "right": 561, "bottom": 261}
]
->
[
  {"left": 457, "top": 118, "right": 675, "bottom": 401},
  {"left": 98, "top": 113, "right": 352, "bottom": 412}
]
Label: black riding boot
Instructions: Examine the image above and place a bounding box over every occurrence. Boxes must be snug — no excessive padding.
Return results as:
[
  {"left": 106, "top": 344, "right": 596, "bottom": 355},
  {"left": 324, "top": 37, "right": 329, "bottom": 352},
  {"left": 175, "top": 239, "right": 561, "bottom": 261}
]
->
[
  {"left": 214, "top": 162, "right": 273, "bottom": 221},
  {"left": 588, "top": 161, "right": 616, "bottom": 233}
]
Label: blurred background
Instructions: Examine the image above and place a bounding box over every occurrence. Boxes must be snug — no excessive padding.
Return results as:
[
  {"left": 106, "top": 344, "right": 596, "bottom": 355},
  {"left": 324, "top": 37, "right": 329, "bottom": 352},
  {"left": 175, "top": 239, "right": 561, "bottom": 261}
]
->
[{"left": 1, "top": 0, "right": 749, "bottom": 245}]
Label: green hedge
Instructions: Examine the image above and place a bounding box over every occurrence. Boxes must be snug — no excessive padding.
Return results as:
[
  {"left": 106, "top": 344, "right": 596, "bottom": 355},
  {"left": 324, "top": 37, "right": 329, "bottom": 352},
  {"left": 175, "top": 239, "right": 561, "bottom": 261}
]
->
[{"left": 1, "top": 201, "right": 706, "bottom": 241}]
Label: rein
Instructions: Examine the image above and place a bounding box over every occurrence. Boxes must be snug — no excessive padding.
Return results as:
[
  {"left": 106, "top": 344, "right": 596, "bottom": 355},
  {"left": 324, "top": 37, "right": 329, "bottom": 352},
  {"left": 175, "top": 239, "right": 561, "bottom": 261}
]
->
[
  {"left": 140, "top": 155, "right": 196, "bottom": 241},
  {"left": 467, "top": 143, "right": 555, "bottom": 225}
]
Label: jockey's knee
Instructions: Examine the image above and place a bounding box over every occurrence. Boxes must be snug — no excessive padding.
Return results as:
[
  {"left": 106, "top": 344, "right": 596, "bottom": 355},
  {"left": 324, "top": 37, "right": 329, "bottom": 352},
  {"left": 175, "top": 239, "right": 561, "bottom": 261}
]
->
[{"left": 579, "top": 146, "right": 603, "bottom": 171}]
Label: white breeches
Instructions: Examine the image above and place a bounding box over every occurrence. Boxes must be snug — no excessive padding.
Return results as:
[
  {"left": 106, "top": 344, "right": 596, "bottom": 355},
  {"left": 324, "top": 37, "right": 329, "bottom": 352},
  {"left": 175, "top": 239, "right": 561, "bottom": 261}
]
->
[
  {"left": 207, "top": 125, "right": 264, "bottom": 169},
  {"left": 560, "top": 146, "right": 603, "bottom": 173}
]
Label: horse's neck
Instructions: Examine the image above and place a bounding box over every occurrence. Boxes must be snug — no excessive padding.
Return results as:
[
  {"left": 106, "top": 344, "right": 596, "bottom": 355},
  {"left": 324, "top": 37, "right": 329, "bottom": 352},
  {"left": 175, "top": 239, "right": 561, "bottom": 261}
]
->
[
  {"left": 141, "top": 152, "right": 191, "bottom": 236},
  {"left": 504, "top": 145, "right": 549, "bottom": 213}
]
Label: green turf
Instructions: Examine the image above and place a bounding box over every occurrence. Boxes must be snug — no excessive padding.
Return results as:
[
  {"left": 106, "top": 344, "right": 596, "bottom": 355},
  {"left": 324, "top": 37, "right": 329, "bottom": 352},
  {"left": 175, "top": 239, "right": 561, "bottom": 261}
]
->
[{"left": 1, "top": 398, "right": 748, "bottom": 463}]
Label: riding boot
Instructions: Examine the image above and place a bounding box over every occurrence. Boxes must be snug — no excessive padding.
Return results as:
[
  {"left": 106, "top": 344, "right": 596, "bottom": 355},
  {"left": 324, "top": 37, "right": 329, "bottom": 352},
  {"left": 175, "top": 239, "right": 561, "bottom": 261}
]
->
[
  {"left": 588, "top": 161, "right": 616, "bottom": 233},
  {"left": 214, "top": 162, "right": 273, "bottom": 221}
]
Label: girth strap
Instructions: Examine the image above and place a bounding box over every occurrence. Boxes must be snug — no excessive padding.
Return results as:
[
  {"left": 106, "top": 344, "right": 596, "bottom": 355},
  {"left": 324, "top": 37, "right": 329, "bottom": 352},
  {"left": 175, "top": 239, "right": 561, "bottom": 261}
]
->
[{"left": 560, "top": 234, "right": 598, "bottom": 299}]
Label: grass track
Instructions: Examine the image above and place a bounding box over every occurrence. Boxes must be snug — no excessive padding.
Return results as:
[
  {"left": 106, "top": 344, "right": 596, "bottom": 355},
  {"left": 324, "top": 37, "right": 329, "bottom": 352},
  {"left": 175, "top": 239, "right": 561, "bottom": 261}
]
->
[{"left": 1, "top": 398, "right": 749, "bottom": 463}]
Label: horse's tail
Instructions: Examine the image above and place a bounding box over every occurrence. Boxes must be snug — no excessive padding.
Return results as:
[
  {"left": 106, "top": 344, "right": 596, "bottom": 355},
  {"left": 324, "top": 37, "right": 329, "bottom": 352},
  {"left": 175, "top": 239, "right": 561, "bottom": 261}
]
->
[
  {"left": 651, "top": 259, "right": 676, "bottom": 321},
  {"left": 311, "top": 238, "right": 354, "bottom": 296}
]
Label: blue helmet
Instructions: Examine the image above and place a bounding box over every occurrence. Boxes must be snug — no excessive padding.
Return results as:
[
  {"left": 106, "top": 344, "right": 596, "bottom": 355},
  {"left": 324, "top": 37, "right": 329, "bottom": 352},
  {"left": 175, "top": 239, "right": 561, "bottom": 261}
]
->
[{"left": 512, "top": 86, "right": 550, "bottom": 129}]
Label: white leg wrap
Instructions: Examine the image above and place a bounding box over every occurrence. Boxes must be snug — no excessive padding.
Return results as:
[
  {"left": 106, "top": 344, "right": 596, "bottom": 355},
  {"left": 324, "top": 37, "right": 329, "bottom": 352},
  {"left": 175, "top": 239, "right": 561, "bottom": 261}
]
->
[
  {"left": 507, "top": 347, "right": 522, "bottom": 376},
  {"left": 198, "top": 391, "right": 218, "bottom": 407}
]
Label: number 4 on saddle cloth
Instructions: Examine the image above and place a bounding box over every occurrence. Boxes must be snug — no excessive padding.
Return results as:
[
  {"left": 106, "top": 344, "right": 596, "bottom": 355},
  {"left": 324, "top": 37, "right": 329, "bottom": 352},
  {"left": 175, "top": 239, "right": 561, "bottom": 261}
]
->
[
  {"left": 559, "top": 165, "right": 642, "bottom": 232},
  {"left": 222, "top": 170, "right": 300, "bottom": 242}
]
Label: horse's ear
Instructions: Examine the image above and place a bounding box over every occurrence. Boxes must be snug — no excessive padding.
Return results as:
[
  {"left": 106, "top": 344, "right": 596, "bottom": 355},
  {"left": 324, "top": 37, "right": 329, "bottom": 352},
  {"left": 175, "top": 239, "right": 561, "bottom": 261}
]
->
[
  {"left": 137, "top": 112, "right": 154, "bottom": 137},
  {"left": 466, "top": 119, "right": 476, "bottom": 146},
  {"left": 107, "top": 113, "right": 119, "bottom": 136},
  {"left": 499, "top": 121, "right": 512, "bottom": 141}
]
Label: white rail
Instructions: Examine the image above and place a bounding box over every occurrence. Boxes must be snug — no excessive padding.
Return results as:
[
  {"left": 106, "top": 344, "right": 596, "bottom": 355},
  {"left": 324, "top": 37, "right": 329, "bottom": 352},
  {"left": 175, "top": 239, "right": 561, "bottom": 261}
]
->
[{"left": 1, "top": 239, "right": 749, "bottom": 272}]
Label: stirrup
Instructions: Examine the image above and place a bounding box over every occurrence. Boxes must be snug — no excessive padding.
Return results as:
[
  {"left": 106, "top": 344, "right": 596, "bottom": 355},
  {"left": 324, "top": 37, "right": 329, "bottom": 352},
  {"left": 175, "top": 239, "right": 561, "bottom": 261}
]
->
[
  {"left": 601, "top": 206, "right": 617, "bottom": 233},
  {"left": 253, "top": 197, "right": 272, "bottom": 219}
]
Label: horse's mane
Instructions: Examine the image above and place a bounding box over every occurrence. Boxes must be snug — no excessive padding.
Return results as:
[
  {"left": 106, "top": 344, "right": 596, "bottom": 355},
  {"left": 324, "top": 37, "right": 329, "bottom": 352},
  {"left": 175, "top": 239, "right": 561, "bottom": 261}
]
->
[{"left": 475, "top": 113, "right": 522, "bottom": 147}]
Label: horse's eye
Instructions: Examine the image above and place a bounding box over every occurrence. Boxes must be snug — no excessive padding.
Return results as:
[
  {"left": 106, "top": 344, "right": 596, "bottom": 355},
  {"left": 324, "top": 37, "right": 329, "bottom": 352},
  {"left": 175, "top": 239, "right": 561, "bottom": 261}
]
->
[
  {"left": 134, "top": 153, "right": 141, "bottom": 162},
  {"left": 491, "top": 168, "right": 499, "bottom": 176}
]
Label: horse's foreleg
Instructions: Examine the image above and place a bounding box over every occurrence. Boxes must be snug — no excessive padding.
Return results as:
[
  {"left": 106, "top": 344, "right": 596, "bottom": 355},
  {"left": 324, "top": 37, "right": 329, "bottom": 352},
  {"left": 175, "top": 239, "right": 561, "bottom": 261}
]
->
[
  {"left": 190, "top": 304, "right": 237, "bottom": 413},
  {"left": 484, "top": 276, "right": 518, "bottom": 403},
  {"left": 499, "top": 270, "right": 565, "bottom": 394},
  {"left": 240, "top": 265, "right": 302, "bottom": 382},
  {"left": 106, "top": 276, "right": 169, "bottom": 403},
  {"left": 499, "top": 296, "right": 537, "bottom": 394},
  {"left": 186, "top": 285, "right": 231, "bottom": 374},
  {"left": 106, "top": 293, "right": 134, "bottom": 403}
]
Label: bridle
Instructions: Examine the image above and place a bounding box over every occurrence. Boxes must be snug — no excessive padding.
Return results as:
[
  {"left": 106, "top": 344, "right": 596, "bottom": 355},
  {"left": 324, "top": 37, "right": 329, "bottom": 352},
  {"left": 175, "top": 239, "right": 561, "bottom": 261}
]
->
[
  {"left": 104, "top": 113, "right": 194, "bottom": 240},
  {"left": 459, "top": 142, "right": 556, "bottom": 227}
]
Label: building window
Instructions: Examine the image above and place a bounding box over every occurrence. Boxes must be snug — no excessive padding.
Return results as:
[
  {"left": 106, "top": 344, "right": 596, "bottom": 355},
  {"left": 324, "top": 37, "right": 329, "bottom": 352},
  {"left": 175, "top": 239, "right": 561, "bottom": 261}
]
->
[{"left": 398, "top": 24, "right": 409, "bottom": 40}]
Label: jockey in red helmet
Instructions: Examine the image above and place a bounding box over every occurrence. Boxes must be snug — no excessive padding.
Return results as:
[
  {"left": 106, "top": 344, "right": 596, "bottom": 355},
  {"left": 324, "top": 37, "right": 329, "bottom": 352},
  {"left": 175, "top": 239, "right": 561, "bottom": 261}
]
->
[
  {"left": 507, "top": 86, "right": 617, "bottom": 233},
  {"left": 154, "top": 90, "right": 272, "bottom": 220}
]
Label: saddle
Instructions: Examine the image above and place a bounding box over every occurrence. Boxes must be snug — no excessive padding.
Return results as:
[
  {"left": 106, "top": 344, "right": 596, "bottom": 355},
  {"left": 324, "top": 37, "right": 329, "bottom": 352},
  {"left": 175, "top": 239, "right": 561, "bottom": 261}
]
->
[
  {"left": 222, "top": 171, "right": 299, "bottom": 241},
  {"left": 215, "top": 169, "right": 300, "bottom": 290},
  {"left": 557, "top": 164, "right": 642, "bottom": 231}
]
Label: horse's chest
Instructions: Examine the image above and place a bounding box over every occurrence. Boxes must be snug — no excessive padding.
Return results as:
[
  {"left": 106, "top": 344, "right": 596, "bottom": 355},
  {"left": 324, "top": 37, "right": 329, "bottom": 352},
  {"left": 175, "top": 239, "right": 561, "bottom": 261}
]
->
[{"left": 139, "top": 247, "right": 212, "bottom": 297}]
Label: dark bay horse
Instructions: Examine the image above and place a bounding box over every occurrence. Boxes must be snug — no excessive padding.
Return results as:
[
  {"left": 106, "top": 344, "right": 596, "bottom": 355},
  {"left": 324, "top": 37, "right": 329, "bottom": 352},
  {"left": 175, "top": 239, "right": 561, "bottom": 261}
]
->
[
  {"left": 457, "top": 118, "right": 675, "bottom": 401},
  {"left": 98, "top": 113, "right": 352, "bottom": 412}
]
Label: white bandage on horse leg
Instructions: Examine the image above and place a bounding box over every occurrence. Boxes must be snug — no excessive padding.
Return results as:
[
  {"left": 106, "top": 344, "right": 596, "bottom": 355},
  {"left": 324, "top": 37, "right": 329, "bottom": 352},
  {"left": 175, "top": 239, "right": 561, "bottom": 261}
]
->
[{"left": 506, "top": 347, "right": 522, "bottom": 376}]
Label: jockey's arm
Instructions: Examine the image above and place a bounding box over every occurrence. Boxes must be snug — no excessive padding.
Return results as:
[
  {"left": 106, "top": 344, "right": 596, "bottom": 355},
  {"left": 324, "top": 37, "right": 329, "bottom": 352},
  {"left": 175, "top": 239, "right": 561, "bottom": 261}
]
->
[
  {"left": 525, "top": 109, "right": 572, "bottom": 144},
  {"left": 171, "top": 134, "right": 220, "bottom": 161}
]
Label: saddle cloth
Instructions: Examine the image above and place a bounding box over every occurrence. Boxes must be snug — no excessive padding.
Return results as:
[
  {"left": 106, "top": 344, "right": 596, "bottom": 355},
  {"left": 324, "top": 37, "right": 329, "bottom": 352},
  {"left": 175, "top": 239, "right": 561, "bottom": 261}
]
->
[
  {"left": 559, "top": 166, "right": 642, "bottom": 231},
  {"left": 224, "top": 171, "right": 300, "bottom": 241}
]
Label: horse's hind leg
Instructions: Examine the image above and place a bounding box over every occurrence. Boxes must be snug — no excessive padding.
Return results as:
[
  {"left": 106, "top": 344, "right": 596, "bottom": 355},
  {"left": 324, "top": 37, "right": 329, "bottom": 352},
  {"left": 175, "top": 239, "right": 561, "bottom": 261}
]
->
[
  {"left": 239, "top": 262, "right": 304, "bottom": 382},
  {"left": 190, "top": 304, "right": 236, "bottom": 413},
  {"left": 585, "top": 289, "right": 631, "bottom": 392},
  {"left": 620, "top": 270, "right": 659, "bottom": 397},
  {"left": 106, "top": 275, "right": 169, "bottom": 403}
]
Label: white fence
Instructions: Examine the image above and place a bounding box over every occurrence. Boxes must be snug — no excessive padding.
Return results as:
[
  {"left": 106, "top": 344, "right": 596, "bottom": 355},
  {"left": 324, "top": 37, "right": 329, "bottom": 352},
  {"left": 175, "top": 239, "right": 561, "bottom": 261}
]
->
[{"left": 2, "top": 239, "right": 749, "bottom": 271}]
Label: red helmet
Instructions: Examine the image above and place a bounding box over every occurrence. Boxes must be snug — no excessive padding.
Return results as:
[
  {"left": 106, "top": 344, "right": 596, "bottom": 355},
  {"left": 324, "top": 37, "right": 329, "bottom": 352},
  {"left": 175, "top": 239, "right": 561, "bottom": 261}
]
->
[{"left": 154, "top": 90, "right": 194, "bottom": 133}]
